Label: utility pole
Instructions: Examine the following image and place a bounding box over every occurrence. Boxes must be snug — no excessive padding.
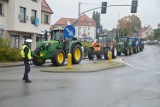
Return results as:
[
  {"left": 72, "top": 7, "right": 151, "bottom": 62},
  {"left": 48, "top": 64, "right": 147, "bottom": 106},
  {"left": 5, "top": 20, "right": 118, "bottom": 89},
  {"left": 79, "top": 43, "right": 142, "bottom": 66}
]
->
[{"left": 77, "top": 2, "right": 81, "bottom": 39}]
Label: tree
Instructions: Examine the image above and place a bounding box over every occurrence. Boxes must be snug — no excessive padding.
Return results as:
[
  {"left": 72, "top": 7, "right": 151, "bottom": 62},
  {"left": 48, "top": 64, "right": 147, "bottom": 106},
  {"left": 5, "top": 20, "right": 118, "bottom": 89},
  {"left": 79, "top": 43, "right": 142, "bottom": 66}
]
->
[
  {"left": 103, "top": 29, "right": 109, "bottom": 34},
  {"left": 154, "top": 28, "right": 160, "bottom": 39},
  {"left": 92, "top": 11, "right": 102, "bottom": 38},
  {"left": 117, "top": 14, "right": 141, "bottom": 36}
]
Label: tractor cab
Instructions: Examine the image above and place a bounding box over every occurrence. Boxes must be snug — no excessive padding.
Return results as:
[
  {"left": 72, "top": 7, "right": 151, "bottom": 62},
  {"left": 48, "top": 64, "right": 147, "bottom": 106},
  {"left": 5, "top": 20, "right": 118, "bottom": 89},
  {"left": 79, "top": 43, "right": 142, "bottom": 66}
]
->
[{"left": 51, "top": 27, "right": 65, "bottom": 41}]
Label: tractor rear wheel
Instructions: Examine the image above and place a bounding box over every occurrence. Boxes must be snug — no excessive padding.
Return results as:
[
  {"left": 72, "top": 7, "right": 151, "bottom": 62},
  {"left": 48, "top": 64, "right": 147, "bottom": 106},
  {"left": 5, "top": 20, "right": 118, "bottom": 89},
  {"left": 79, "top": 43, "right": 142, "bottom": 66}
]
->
[
  {"left": 71, "top": 45, "right": 82, "bottom": 64},
  {"left": 88, "top": 48, "right": 94, "bottom": 60},
  {"left": 129, "top": 47, "right": 133, "bottom": 55},
  {"left": 104, "top": 51, "right": 109, "bottom": 60},
  {"left": 51, "top": 49, "right": 65, "bottom": 66},
  {"left": 125, "top": 48, "right": 129, "bottom": 56},
  {"left": 112, "top": 47, "right": 117, "bottom": 59}
]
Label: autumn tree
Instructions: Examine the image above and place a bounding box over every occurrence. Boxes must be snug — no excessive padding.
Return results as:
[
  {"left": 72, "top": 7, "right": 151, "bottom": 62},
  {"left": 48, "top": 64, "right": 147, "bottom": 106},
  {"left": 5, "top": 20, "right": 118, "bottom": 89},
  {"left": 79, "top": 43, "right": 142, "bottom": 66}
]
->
[
  {"left": 154, "top": 28, "right": 160, "bottom": 39},
  {"left": 117, "top": 14, "right": 141, "bottom": 36}
]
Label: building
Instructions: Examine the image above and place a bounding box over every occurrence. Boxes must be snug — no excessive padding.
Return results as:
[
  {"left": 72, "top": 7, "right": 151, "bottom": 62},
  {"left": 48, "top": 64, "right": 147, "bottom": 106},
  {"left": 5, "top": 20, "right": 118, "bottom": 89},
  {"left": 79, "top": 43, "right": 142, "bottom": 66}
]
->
[
  {"left": 53, "top": 14, "right": 96, "bottom": 39},
  {"left": 0, "top": 0, "right": 53, "bottom": 50},
  {"left": 138, "top": 25, "right": 154, "bottom": 39},
  {"left": 39, "top": 0, "right": 53, "bottom": 40}
]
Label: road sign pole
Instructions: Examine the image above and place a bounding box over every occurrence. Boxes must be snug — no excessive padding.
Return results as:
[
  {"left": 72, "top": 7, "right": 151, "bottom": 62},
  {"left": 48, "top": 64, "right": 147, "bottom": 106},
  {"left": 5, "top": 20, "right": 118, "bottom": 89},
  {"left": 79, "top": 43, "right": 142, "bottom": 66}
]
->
[{"left": 64, "top": 25, "right": 76, "bottom": 69}]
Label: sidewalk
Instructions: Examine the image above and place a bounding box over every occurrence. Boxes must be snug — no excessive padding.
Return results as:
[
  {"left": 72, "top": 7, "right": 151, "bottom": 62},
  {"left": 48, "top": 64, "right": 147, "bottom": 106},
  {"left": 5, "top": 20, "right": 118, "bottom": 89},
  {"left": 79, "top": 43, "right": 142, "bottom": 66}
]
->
[
  {"left": 0, "top": 56, "right": 88, "bottom": 68},
  {"left": 0, "top": 61, "right": 24, "bottom": 68}
]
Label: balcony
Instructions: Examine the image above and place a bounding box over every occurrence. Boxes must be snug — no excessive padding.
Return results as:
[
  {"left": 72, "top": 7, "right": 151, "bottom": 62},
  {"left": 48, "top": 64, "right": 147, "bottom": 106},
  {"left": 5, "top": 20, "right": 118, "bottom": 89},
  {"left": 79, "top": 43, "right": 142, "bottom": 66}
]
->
[{"left": 31, "top": 17, "right": 39, "bottom": 26}]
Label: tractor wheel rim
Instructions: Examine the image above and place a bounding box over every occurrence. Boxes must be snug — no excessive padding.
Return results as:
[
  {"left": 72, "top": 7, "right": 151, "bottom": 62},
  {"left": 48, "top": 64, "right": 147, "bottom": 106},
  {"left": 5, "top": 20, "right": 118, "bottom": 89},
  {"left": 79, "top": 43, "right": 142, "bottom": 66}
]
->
[
  {"left": 38, "top": 59, "right": 44, "bottom": 63},
  {"left": 58, "top": 53, "right": 64, "bottom": 63},
  {"left": 75, "top": 48, "right": 81, "bottom": 61}
]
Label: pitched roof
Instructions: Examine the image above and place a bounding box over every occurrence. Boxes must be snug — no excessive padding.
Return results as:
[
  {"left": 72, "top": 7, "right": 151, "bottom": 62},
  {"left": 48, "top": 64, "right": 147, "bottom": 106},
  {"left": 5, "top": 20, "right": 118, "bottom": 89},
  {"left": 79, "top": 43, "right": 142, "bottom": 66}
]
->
[
  {"left": 53, "top": 14, "right": 96, "bottom": 28},
  {"left": 41, "top": 0, "right": 53, "bottom": 14},
  {"left": 53, "top": 18, "right": 77, "bottom": 28}
]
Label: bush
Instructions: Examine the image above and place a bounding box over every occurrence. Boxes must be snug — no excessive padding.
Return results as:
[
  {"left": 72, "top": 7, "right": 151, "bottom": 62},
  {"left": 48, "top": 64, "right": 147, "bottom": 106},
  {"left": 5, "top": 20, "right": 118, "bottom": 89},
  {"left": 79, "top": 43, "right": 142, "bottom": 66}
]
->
[
  {"left": 0, "top": 37, "right": 22, "bottom": 62},
  {"left": 81, "top": 41, "right": 92, "bottom": 57},
  {"left": 0, "top": 48, "right": 22, "bottom": 62},
  {"left": 0, "top": 37, "right": 11, "bottom": 49}
]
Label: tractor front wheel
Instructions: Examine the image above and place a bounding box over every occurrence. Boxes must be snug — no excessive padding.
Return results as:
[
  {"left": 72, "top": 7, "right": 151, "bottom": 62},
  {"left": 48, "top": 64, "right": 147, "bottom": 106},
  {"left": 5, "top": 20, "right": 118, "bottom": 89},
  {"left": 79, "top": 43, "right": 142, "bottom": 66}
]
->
[
  {"left": 71, "top": 45, "right": 82, "bottom": 64},
  {"left": 51, "top": 50, "right": 65, "bottom": 66},
  {"left": 32, "top": 56, "right": 45, "bottom": 66}
]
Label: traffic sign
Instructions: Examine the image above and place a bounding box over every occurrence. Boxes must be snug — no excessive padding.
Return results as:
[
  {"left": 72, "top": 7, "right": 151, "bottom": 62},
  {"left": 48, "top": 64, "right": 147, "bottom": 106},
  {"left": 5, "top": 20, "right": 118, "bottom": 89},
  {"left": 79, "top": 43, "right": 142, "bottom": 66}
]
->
[{"left": 64, "top": 25, "right": 75, "bottom": 39}]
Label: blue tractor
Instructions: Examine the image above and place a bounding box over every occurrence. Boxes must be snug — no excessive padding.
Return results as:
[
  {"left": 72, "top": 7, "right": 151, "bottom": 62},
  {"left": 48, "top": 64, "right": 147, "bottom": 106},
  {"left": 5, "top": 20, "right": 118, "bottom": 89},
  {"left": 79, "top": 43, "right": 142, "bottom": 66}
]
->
[{"left": 130, "top": 36, "right": 144, "bottom": 53}]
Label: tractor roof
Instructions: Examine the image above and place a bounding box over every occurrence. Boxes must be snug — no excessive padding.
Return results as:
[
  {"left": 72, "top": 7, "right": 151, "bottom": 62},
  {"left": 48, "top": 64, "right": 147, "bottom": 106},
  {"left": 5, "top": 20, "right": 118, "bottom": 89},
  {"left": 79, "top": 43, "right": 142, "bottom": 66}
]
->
[{"left": 53, "top": 26, "right": 64, "bottom": 31}]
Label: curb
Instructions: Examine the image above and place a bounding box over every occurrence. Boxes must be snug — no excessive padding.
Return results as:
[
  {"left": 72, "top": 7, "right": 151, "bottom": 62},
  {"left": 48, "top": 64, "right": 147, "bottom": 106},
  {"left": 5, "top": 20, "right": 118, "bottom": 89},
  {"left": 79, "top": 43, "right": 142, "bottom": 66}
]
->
[
  {"left": 41, "top": 59, "right": 126, "bottom": 73},
  {"left": 0, "top": 57, "right": 88, "bottom": 68}
]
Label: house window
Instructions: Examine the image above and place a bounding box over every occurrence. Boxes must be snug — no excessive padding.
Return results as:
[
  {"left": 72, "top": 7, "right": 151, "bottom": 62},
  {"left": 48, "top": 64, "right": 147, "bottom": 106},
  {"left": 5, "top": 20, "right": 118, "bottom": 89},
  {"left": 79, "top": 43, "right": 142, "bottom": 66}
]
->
[
  {"left": 0, "top": 3, "right": 3, "bottom": 15},
  {"left": 12, "top": 35, "right": 19, "bottom": 48},
  {"left": 31, "top": 9, "right": 37, "bottom": 24},
  {"left": 44, "top": 15, "right": 49, "bottom": 24},
  {"left": 88, "top": 26, "right": 90, "bottom": 30},
  {"left": 89, "top": 22, "right": 92, "bottom": 26},
  {"left": 20, "top": 7, "right": 26, "bottom": 22}
]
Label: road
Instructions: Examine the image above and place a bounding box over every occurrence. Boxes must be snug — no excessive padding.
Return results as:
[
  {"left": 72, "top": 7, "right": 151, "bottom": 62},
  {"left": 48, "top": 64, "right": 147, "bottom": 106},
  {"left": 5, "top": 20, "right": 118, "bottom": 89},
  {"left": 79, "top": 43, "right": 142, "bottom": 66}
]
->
[{"left": 0, "top": 45, "right": 160, "bottom": 107}]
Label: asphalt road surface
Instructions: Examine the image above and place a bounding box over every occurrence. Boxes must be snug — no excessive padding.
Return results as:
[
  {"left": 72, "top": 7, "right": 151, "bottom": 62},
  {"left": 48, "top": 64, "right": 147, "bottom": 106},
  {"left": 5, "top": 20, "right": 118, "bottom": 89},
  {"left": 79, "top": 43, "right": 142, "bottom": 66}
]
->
[{"left": 0, "top": 45, "right": 160, "bottom": 107}]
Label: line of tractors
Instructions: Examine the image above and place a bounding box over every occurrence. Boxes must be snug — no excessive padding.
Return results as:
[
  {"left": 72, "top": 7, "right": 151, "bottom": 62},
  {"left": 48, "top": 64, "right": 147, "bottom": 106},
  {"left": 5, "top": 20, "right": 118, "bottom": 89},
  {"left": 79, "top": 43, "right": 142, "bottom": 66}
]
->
[{"left": 31, "top": 27, "right": 144, "bottom": 66}]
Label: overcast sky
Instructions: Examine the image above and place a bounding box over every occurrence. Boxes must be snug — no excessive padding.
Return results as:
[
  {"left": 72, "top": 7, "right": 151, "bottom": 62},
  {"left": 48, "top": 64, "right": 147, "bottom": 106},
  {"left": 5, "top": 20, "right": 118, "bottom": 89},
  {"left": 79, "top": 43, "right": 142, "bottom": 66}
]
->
[{"left": 46, "top": 0, "right": 160, "bottom": 30}]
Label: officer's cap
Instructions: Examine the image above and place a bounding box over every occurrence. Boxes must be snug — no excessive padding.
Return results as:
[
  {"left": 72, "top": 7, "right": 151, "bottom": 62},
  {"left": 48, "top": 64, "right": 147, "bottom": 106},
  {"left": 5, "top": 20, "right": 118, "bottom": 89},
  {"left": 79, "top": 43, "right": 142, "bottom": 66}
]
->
[{"left": 26, "top": 39, "right": 32, "bottom": 43}]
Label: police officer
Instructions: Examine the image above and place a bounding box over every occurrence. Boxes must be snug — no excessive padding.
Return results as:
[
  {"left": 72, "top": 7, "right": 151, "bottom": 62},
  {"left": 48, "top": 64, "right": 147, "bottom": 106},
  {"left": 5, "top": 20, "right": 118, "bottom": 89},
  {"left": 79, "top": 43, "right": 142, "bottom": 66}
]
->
[{"left": 21, "top": 39, "right": 32, "bottom": 83}]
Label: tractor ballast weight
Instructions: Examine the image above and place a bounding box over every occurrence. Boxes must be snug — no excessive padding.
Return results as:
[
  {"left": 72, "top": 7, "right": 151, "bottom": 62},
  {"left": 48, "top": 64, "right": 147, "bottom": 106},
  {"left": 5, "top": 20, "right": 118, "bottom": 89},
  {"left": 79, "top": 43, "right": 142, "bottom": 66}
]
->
[
  {"left": 32, "top": 27, "right": 83, "bottom": 66},
  {"left": 88, "top": 34, "right": 117, "bottom": 60}
]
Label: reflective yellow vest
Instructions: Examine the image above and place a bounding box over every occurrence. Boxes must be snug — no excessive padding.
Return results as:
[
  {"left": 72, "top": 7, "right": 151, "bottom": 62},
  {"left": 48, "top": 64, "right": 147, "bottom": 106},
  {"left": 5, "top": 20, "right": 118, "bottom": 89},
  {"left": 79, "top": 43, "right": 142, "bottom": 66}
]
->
[{"left": 20, "top": 45, "right": 32, "bottom": 59}]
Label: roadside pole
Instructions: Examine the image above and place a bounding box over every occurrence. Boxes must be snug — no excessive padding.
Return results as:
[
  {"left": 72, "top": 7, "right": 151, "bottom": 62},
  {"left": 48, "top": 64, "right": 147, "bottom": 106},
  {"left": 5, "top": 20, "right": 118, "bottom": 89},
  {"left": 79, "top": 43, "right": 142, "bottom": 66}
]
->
[{"left": 63, "top": 25, "right": 76, "bottom": 69}]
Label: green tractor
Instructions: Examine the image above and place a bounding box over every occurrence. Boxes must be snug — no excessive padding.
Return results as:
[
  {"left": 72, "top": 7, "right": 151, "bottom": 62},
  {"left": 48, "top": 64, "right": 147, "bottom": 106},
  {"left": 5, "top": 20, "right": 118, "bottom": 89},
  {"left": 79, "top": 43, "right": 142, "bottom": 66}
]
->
[
  {"left": 116, "top": 36, "right": 133, "bottom": 56},
  {"left": 32, "top": 27, "right": 83, "bottom": 66}
]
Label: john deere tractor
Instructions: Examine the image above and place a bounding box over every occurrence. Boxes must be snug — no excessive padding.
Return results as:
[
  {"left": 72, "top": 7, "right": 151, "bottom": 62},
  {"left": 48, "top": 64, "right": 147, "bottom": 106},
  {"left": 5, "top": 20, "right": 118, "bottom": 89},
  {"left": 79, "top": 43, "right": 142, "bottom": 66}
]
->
[
  {"left": 88, "top": 34, "right": 117, "bottom": 60},
  {"left": 32, "top": 27, "right": 82, "bottom": 66},
  {"left": 116, "top": 36, "right": 133, "bottom": 56}
]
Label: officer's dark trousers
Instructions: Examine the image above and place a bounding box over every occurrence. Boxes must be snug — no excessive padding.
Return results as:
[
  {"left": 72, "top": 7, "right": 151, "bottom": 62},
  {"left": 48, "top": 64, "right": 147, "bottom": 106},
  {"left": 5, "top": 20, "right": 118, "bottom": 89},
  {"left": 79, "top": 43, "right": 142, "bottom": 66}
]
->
[{"left": 23, "top": 60, "right": 31, "bottom": 80}]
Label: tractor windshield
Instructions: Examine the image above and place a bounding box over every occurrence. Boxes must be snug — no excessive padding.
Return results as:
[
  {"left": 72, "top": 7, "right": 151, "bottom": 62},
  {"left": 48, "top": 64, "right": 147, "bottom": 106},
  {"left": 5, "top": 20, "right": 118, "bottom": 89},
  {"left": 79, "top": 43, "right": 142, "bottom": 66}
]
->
[
  {"left": 99, "top": 36, "right": 110, "bottom": 45},
  {"left": 51, "top": 31, "right": 65, "bottom": 41}
]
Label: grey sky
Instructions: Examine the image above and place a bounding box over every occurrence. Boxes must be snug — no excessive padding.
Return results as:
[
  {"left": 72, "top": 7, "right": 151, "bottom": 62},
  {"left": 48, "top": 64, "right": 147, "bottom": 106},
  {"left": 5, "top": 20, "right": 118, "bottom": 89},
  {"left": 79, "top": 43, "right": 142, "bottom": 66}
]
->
[{"left": 46, "top": 0, "right": 160, "bottom": 30}]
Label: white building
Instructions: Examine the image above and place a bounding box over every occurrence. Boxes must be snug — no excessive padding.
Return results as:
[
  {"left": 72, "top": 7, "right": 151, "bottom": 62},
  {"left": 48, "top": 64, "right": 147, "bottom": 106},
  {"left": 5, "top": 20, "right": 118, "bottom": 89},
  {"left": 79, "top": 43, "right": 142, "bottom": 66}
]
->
[
  {"left": 53, "top": 14, "right": 96, "bottom": 39},
  {"left": 0, "top": 0, "right": 53, "bottom": 50},
  {"left": 138, "top": 25, "right": 154, "bottom": 39}
]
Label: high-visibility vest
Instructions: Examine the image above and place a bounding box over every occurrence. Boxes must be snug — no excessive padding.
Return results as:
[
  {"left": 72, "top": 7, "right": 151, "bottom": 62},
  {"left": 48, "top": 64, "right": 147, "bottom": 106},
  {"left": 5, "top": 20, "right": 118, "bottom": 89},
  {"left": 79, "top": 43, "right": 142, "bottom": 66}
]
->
[{"left": 20, "top": 45, "right": 32, "bottom": 59}]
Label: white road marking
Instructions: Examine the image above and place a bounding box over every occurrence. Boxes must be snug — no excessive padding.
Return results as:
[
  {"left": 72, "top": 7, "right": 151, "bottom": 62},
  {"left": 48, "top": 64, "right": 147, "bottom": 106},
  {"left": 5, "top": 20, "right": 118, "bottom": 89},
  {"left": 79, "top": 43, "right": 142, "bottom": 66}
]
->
[
  {"left": 140, "top": 68, "right": 149, "bottom": 71},
  {"left": 123, "top": 62, "right": 134, "bottom": 67},
  {"left": 123, "top": 61, "right": 149, "bottom": 71}
]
